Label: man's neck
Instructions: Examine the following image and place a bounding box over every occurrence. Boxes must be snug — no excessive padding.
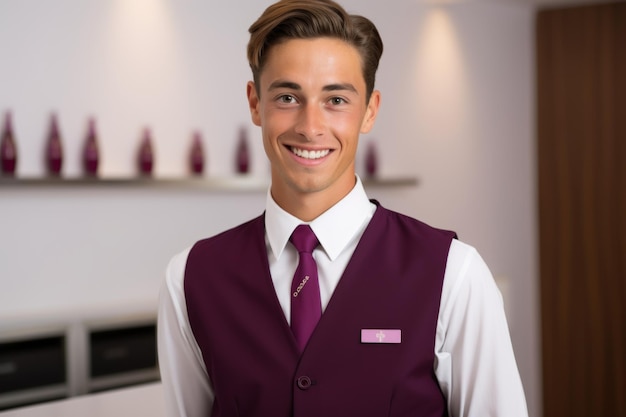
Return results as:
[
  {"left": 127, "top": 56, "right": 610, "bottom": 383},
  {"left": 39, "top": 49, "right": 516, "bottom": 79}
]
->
[{"left": 270, "top": 176, "right": 357, "bottom": 222}]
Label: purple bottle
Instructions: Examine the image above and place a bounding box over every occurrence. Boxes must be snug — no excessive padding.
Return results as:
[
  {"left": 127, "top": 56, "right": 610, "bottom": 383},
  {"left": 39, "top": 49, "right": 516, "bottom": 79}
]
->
[
  {"left": 189, "top": 131, "right": 205, "bottom": 176},
  {"left": 1, "top": 111, "right": 17, "bottom": 176},
  {"left": 365, "top": 141, "right": 378, "bottom": 178},
  {"left": 46, "top": 113, "right": 63, "bottom": 176},
  {"left": 83, "top": 118, "right": 99, "bottom": 177},
  {"left": 137, "top": 128, "right": 154, "bottom": 176},
  {"left": 236, "top": 127, "right": 250, "bottom": 174}
]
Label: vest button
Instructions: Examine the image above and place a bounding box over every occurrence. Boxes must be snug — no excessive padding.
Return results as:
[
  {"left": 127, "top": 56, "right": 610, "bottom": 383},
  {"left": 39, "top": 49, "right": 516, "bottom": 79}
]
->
[{"left": 296, "top": 376, "right": 312, "bottom": 390}]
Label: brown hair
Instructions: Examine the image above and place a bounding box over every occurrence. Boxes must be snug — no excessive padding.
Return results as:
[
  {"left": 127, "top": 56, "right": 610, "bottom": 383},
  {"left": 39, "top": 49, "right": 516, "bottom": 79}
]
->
[{"left": 247, "top": 0, "right": 383, "bottom": 101}]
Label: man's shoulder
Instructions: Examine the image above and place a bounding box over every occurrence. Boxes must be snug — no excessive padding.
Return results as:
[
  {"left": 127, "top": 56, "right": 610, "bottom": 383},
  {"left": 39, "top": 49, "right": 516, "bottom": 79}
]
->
[
  {"left": 373, "top": 202, "right": 457, "bottom": 241},
  {"left": 190, "top": 214, "right": 265, "bottom": 254}
]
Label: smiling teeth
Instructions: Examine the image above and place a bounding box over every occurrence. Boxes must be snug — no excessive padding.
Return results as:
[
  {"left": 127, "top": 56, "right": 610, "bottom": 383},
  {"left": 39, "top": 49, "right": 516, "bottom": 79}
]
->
[{"left": 291, "top": 147, "right": 330, "bottom": 160}]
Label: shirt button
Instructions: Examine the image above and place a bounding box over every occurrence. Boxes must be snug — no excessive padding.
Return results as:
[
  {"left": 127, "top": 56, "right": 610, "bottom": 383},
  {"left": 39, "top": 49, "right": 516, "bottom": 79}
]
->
[{"left": 296, "top": 376, "right": 312, "bottom": 390}]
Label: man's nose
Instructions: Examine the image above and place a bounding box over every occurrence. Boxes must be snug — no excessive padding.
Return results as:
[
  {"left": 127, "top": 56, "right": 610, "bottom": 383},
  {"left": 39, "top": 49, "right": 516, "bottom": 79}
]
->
[{"left": 294, "top": 104, "right": 325, "bottom": 140}]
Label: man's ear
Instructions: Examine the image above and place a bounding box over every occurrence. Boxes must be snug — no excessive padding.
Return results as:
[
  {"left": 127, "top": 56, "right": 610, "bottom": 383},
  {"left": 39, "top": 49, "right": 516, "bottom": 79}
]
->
[
  {"left": 361, "top": 90, "right": 381, "bottom": 134},
  {"left": 247, "top": 81, "right": 262, "bottom": 127}
]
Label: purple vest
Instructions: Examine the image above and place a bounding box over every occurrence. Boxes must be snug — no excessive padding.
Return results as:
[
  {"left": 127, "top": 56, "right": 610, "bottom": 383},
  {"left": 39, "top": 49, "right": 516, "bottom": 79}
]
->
[{"left": 185, "top": 202, "right": 455, "bottom": 417}]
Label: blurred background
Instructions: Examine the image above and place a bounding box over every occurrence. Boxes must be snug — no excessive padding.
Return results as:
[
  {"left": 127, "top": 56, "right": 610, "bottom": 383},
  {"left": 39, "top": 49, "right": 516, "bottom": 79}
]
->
[{"left": 0, "top": 1, "right": 624, "bottom": 416}]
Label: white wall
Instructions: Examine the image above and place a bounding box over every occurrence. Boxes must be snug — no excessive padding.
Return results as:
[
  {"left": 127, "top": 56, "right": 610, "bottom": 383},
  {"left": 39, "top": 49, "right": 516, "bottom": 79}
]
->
[{"left": 0, "top": 1, "right": 540, "bottom": 416}]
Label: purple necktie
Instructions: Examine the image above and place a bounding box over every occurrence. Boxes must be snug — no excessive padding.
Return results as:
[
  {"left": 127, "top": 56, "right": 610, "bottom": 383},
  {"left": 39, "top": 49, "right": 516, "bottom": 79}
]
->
[{"left": 290, "top": 225, "right": 322, "bottom": 351}]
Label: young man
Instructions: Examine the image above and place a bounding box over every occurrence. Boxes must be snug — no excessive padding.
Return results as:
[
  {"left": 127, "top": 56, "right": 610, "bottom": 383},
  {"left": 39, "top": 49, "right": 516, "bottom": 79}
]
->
[{"left": 157, "top": 1, "right": 529, "bottom": 416}]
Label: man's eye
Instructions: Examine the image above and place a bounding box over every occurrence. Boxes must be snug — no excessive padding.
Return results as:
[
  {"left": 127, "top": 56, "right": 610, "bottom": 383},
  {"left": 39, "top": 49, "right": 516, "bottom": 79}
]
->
[
  {"left": 330, "top": 97, "right": 346, "bottom": 105},
  {"left": 278, "top": 95, "right": 296, "bottom": 104}
]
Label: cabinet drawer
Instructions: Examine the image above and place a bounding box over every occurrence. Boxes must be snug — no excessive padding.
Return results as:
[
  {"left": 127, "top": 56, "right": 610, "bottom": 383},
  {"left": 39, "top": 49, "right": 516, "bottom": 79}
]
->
[
  {"left": 89, "top": 324, "right": 156, "bottom": 377},
  {"left": 0, "top": 335, "right": 66, "bottom": 393}
]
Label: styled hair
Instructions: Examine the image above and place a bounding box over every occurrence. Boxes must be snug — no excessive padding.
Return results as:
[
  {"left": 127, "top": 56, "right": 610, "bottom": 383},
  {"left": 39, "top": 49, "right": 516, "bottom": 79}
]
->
[{"left": 247, "top": 0, "right": 383, "bottom": 101}]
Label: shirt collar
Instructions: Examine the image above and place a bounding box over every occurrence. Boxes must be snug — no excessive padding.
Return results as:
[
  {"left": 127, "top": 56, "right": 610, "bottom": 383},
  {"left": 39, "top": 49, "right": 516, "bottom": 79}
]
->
[{"left": 265, "top": 175, "right": 375, "bottom": 262}]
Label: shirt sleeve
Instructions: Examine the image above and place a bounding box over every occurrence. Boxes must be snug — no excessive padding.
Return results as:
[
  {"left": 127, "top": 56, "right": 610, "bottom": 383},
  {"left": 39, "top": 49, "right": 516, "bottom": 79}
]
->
[
  {"left": 157, "top": 247, "right": 214, "bottom": 417},
  {"left": 434, "top": 239, "right": 529, "bottom": 417}
]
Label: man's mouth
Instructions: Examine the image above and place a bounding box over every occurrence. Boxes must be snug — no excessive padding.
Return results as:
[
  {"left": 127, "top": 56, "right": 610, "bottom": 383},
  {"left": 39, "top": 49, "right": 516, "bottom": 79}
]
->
[{"left": 290, "top": 146, "right": 331, "bottom": 160}]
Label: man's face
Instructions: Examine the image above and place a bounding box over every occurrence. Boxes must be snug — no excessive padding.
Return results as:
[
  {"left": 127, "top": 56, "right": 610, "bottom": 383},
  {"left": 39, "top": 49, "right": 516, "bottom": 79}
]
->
[{"left": 247, "top": 37, "right": 380, "bottom": 208}]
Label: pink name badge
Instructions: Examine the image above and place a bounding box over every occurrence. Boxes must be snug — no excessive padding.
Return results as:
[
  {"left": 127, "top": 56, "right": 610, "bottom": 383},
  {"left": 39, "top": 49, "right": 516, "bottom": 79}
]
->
[{"left": 361, "top": 329, "right": 401, "bottom": 344}]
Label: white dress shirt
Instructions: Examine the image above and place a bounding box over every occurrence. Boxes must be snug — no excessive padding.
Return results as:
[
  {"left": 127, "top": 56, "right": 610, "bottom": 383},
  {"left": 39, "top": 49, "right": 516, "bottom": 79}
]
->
[{"left": 157, "top": 177, "right": 529, "bottom": 417}]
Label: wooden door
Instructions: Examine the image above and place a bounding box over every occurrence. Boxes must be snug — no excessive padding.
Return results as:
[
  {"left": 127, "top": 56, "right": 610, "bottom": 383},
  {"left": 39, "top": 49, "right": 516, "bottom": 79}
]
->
[{"left": 537, "top": 3, "right": 626, "bottom": 416}]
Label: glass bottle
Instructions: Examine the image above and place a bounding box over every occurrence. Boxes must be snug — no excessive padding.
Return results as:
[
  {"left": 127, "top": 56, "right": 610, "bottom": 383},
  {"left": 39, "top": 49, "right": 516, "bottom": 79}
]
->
[
  {"left": 189, "top": 131, "right": 204, "bottom": 176},
  {"left": 236, "top": 127, "right": 250, "bottom": 174},
  {"left": 46, "top": 113, "right": 63, "bottom": 176},
  {"left": 365, "top": 140, "right": 378, "bottom": 178},
  {"left": 83, "top": 117, "right": 99, "bottom": 177},
  {"left": 137, "top": 128, "right": 154, "bottom": 176},
  {"left": 1, "top": 111, "right": 17, "bottom": 176}
]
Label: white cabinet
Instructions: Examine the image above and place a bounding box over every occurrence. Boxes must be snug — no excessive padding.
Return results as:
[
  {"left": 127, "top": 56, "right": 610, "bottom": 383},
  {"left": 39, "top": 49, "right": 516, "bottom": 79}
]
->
[{"left": 0, "top": 306, "right": 158, "bottom": 411}]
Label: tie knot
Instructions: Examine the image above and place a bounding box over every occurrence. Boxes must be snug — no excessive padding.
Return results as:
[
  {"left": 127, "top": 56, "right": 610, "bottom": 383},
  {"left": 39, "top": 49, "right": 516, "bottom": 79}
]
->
[{"left": 290, "top": 225, "right": 318, "bottom": 254}]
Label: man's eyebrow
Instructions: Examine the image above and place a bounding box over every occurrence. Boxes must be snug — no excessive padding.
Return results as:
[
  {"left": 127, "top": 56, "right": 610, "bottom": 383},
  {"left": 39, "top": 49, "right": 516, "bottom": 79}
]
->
[
  {"left": 267, "top": 81, "right": 359, "bottom": 95},
  {"left": 268, "top": 80, "right": 301, "bottom": 91},
  {"left": 323, "top": 83, "right": 359, "bottom": 95}
]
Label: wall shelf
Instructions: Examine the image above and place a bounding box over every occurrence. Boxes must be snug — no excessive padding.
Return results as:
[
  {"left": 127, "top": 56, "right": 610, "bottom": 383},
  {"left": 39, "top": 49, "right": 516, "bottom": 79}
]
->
[{"left": 0, "top": 176, "right": 418, "bottom": 191}]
